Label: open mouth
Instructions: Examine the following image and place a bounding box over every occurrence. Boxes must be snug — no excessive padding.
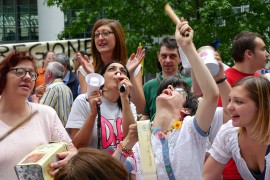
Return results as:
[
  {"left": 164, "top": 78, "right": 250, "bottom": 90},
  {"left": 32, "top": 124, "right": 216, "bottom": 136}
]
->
[
  {"left": 19, "top": 84, "right": 30, "bottom": 89},
  {"left": 231, "top": 114, "right": 240, "bottom": 119},
  {"left": 98, "top": 42, "right": 107, "bottom": 48}
]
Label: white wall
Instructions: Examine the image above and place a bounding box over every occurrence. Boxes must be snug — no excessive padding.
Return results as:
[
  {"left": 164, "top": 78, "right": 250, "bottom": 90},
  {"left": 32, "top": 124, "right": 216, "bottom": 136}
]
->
[{"left": 37, "top": 1, "right": 64, "bottom": 41}]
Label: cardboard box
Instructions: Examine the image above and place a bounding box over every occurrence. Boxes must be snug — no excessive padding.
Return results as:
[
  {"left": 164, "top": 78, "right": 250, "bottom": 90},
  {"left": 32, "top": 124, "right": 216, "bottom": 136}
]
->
[{"left": 15, "top": 142, "right": 67, "bottom": 180}]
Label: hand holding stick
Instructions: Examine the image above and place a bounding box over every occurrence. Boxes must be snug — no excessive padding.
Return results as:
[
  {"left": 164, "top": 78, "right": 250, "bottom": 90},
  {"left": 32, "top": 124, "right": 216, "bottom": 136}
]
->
[
  {"left": 0, "top": 110, "right": 38, "bottom": 142},
  {"left": 164, "top": 4, "right": 189, "bottom": 37}
]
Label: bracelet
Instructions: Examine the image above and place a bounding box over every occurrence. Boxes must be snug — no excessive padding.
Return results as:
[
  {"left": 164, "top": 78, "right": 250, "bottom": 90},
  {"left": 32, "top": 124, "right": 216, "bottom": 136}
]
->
[
  {"left": 117, "top": 142, "right": 137, "bottom": 171},
  {"left": 117, "top": 142, "right": 133, "bottom": 156},
  {"left": 216, "top": 75, "right": 227, "bottom": 84}
]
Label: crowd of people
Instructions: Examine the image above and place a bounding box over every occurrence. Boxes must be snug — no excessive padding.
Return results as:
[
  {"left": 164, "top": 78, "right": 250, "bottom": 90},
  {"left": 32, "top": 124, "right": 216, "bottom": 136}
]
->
[{"left": 0, "top": 16, "right": 270, "bottom": 180}]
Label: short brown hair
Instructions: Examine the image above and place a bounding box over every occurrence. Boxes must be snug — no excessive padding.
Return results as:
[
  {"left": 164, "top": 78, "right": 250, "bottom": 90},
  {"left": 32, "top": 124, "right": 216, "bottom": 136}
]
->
[
  {"left": 91, "top": 19, "right": 128, "bottom": 73},
  {"left": 231, "top": 31, "right": 262, "bottom": 62},
  {"left": 54, "top": 148, "right": 128, "bottom": 180},
  {"left": 233, "top": 76, "right": 270, "bottom": 144},
  {"left": 0, "top": 51, "right": 37, "bottom": 95}
]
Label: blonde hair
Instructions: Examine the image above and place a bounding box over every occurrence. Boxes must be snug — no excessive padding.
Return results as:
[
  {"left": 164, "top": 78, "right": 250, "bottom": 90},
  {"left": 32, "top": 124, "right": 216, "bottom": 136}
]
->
[{"left": 233, "top": 76, "right": 270, "bottom": 144}]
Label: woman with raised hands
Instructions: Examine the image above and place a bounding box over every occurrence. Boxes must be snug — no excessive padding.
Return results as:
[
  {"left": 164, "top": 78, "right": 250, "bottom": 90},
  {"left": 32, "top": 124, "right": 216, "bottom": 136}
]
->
[
  {"left": 77, "top": 19, "right": 145, "bottom": 114},
  {"left": 113, "top": 19, "right": 219, "bottom": 179}
]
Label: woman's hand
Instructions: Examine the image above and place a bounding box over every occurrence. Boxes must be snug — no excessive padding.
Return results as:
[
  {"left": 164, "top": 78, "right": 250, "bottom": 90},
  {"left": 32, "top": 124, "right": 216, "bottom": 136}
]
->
[
  {"left": 77, "top": 52, "right": 94, "bottom": 74},
  {"left": 214, "top": 52, "right": 225, "bottom": 81},
  {"left": 175, "top": 17, "right": 193, "bottom": 49},
  {"left": 126, "top": 46, "right": 145, "bottom": 75},
  {"left": 114, "top": 73, "right": 133, "bottom": 97},
  {"left": 87, "top": 90, "right": 102, "bottom": 115},
  {"left": 49, "top": 147, "right": 77, "bottom": 176}
]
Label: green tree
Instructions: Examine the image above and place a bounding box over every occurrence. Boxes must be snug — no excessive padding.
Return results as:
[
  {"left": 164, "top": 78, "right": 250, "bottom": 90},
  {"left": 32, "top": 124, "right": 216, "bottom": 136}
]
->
[{"left": 46, "top": 0, "right": 270, "bottom": 73}]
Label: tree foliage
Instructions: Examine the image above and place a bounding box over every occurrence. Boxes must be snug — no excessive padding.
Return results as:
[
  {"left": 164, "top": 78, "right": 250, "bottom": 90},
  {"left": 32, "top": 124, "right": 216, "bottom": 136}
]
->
[{"left": 46, "top": 0, "right": 270, "bottom": 73}]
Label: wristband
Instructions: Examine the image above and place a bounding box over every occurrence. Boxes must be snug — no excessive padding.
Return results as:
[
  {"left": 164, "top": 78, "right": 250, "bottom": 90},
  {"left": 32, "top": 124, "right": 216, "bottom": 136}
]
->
[{"left": 216, "top": 75, "right": 227, "bottom": 84}]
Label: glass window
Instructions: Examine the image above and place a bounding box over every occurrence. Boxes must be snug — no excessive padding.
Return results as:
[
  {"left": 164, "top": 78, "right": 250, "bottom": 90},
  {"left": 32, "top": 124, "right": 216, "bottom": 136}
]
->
[
  {"left": 18, "top": 0, "right": 28, "bottom": 6},
  {"left": 1, "top": 0, "right": 38, "bottom": 43},
  {"left": 29, "top": 0, "right": 36, "bottom": 5},
  {"left": 2, "top": 27, "right": 15, "bottom": 41},
  {"left": 3, "top": 0, "right": 14, "bottom": 6}
]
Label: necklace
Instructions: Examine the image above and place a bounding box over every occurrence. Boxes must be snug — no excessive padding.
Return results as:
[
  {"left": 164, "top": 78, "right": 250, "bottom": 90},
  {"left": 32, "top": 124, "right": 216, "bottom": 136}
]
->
[
  {"left": 151, "top": 120, "right": 183, "bottom": 180},
  {"left": 152, "top": 120, "right": 182, "bottom": 139}
]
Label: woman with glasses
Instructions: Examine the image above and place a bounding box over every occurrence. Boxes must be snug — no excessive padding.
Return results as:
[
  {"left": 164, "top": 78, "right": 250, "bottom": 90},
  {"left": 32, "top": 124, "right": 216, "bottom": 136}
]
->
[
  {"left": 77, "top": 19, "right": 145, "bottom": 114},
  {"left": 0, "top": 51, "right": 77, "bottom": 179},
  {"left": 113, "top": 19, "right": 219, "bottom": 179}
]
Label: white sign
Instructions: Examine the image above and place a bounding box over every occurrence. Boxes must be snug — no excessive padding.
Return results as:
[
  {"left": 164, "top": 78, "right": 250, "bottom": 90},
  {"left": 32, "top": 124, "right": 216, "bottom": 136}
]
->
[{"left": 0, "top": 38, "right": 91, "bottom": 65}]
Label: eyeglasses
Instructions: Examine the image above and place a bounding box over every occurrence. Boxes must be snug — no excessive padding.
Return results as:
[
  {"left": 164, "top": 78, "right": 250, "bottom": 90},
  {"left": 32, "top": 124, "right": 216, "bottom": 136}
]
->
[
  {"left": 10, "top": 67, "right": 38, "bottom": 81},
  {"left": 175, "top": 88, "right": 187, "bottom": 99},
  {"left": 94, "top": 30, "right": 113, "bottom": 39}
]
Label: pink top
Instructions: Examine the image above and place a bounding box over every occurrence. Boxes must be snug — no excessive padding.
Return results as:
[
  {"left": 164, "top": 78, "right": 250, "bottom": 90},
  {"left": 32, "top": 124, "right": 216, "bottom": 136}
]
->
[{"left": 0, "top": 102, "right": 72, "bottom": 180}]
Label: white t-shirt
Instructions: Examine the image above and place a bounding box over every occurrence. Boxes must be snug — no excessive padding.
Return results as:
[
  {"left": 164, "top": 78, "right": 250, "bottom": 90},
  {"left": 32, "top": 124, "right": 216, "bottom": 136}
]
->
[
  {"left": 209, "top": 120, "right": 270, "bottom": 180},
  {"left": 66, "top": 94, "right": 137, "bottom": 153},
  {"left": 128, "top": 116, "right": 208, "bottom": 180},
  {"left": 206, "top": 107, "right": 224, "bottom": 150},
  {"left": 0, "top": 103, "right": 72, "bottom": 180}
]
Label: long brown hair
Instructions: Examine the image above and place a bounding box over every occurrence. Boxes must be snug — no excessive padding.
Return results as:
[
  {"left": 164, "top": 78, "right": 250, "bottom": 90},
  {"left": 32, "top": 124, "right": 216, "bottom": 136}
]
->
[
  {"left": 91, "top": 19, "right": 128, "bottom": 73},
  {"left": 54, "top": 148, "right": 128, "bottom": 180},
  {"left": 233, "top": 76, "right": 270, "bottom": 144}
]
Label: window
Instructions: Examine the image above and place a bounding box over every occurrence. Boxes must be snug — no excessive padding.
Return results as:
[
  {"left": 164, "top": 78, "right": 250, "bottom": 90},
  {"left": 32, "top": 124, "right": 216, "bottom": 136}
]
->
[{"left": 0, "top": 0, "right": 38, "bottom": 43}]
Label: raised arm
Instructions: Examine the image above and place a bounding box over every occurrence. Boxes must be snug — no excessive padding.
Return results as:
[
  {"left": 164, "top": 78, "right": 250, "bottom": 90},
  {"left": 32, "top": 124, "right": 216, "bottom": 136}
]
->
[
  {"left": 214, "top": 52, "right": 231, "bottom": 123},
  {"left": 116, "top": 74, "right": 137, "bottom": 137},
  {"left": 175, "top": 19, "right": 219, "bottom": 132},
  {"left": 126, "top": 46, "right": 146, "bottom": 114},
  {"left": 191, "top": 52, "right": 231, "bottom": 123},
  {"left": 77, "top": 71, "right": 87, "bottom": 94}
]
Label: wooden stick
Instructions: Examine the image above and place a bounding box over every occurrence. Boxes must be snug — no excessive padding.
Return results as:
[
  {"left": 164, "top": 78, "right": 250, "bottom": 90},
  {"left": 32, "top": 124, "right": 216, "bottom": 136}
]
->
[
  {"left": 164, "top": 4, "right": 181, "bottom": 25},
  {"left": 0, "top": 110, "right": 38, "bottom": 142},
  {"left": 164, "top": 4, "right": 189, "bottom": 37}
]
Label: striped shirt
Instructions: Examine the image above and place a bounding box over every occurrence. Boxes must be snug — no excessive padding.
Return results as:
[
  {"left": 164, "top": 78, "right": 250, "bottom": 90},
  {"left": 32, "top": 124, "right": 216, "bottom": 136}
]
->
[{"left": 40, "top": 78, "right": 73, "bottom": 126}]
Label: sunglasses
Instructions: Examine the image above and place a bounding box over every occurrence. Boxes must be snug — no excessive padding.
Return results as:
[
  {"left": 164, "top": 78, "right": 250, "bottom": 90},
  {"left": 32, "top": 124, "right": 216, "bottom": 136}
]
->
[{"left": 174, "top": 88, "right": 187, "bottom": 99}]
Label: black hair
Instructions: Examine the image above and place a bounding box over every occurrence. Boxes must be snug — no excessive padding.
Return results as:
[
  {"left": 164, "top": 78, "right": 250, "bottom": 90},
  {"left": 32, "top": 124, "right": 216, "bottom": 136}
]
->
[
  {"left": 183, "top": 93, "right": 198, "bottom": 116},
  {"left": 157, "top": 35, "right": 180, "bottom": 72},
  {"left": 157, "top": 76, "right": 188, "bottom": 96},
  {"left": 100, "top": 61, "right": 130, "bottom": 110},
  {"left": 157, "top": 76, "right": 198, "bottom": 116},
  {"left": 158, "top": 36, "right": 178, "bottom": 52}
]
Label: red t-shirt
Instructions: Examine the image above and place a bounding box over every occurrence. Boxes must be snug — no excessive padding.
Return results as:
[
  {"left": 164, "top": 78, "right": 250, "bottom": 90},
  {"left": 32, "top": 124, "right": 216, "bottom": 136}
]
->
[
  {"left": 225, "top": 67, "right": 261, "bottom": 86},
  {"left": 218, "top": 68, "right": 261, "bottom": 106},
  {"left": 220, "top": 67, "right": 260, "bottom": 179}
]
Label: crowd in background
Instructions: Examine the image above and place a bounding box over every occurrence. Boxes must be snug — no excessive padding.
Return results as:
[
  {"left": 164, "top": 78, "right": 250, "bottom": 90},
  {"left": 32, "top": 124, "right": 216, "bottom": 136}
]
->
[{"left": 0, "top": 17, "right": 270, "bottom": 180}]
